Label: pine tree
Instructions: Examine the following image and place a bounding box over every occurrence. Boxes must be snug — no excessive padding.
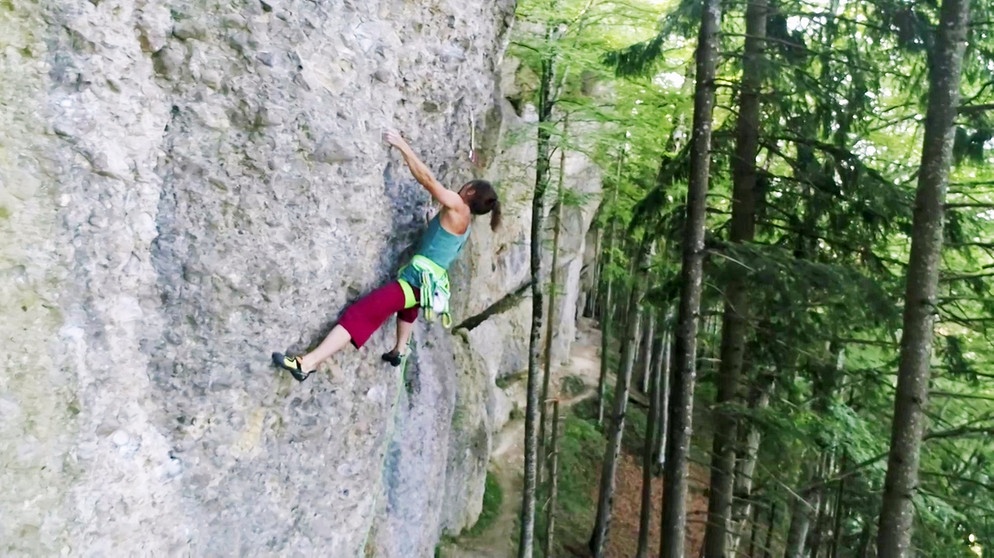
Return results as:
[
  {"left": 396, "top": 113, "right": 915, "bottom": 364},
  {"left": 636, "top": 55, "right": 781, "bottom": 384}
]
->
[
  {"left": 660, "top": 0, "right": 722, "bottom": 555},
  {"left": 702, "top": 0, "right": 767, "bottom": 554},
  {"left": 877, "top": 0, "right": 972, "bottom": 553}
]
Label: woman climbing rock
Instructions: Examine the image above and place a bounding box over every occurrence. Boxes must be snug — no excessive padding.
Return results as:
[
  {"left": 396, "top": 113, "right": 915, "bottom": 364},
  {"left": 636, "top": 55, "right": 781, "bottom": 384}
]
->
[{"left": 272, "top": 129, "right": 502, "bottom": 382}]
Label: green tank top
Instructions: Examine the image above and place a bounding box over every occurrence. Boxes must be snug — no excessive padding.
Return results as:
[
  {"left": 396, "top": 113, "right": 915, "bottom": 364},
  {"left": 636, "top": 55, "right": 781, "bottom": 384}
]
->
[{"left": 399, "top": 215, "right": 470, "bottom": 288}]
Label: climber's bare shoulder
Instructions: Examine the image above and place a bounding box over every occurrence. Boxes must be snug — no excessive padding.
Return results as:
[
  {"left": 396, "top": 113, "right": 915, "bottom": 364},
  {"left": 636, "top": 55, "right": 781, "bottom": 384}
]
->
[
  {"left": 432, "top": 183, "right": 468, "bottom": 213},
  {"left": 438, "top": 198, "right": 471, "bottom": 235}
]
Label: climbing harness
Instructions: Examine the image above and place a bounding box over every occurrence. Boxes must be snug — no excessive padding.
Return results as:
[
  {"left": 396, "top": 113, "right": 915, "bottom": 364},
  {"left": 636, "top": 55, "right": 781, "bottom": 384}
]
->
[{"left": 399, "top": 255, "right": 453, "bottom": 328}]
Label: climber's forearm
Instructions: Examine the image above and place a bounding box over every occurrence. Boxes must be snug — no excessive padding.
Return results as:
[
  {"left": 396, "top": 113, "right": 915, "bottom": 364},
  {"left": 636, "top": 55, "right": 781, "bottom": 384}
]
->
[
  {"left": 383, "top": 129, "right": 463, "bottom": 209},
  {"left": 396, "top": 145, "right": 463, "bottom": 209},
  {"left": 397, "top": 145, "right": 438, "bottom": 191}
]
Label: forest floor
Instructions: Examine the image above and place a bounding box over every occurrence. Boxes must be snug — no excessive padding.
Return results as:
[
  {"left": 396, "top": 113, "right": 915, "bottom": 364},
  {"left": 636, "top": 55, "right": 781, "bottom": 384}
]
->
[{"left": 442, "top": 318, "right": 708, "bottom": 558}]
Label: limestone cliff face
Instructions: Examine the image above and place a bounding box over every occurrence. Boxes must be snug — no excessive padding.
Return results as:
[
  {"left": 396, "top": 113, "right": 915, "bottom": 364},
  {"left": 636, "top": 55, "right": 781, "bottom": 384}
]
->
[{"left": 0, "top": 1, "right": 600, "bottom": 556}]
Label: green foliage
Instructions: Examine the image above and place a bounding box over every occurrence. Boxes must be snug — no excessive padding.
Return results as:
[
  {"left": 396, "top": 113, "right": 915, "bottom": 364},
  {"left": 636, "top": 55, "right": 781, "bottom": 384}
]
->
[
  {"left": 495, "top": 374, "right": 516, "bottom": 390},
  {"left": 604, "top": 30, "right": 668, "bottom": 78},
  {"left": 510, "top": 404, "right": 526, "bottom": 421},
  {"left": 535, "top": 412, "right": 605, "bottom": 556},
  {"left": 433, "top": 535, "right": 457, "bottom": 558},
  {"left": 621, "top": 396, "right": 651, "bottom": 457},
  {"left": 560, "top": 374, "right": 587, "bottom": 397},
  {"left": 561, "top": 412, "right": 608, "bottom": 478},
  {"left": 463, "top": 472, "right": 504, "bottom": 538},
  {"left": 510, "top": 0, "right": 994, "bottom": 553}
]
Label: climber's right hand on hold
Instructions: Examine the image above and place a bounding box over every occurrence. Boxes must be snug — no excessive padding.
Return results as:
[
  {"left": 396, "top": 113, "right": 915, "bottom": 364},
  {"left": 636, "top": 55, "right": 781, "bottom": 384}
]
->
[
  {"left": 383, "top": 129, "right": 408, "bottom": 150},
  {"left": 382, "top": 128, "right": 464, "bottom": 212}
]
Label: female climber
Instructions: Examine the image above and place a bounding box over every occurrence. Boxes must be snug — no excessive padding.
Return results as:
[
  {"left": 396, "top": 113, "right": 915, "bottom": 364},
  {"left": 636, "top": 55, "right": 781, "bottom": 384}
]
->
[{"left": 272, "top": 129, "right": 501, "bottom": 382}]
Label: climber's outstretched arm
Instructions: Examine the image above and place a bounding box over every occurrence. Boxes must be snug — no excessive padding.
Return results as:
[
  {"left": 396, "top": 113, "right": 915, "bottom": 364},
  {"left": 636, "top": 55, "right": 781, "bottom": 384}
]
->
[{"left": 383, "top": 130, "right": 464, "bottom": 210}]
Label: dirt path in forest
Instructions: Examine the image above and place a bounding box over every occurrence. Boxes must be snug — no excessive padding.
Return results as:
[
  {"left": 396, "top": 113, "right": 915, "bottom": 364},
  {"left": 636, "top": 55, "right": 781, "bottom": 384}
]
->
[
  {"left": 444, "top": 318, "right": 708, "bottom": 558},
  {"left": 444, "top": 319, "right": 602, "bottom": 558},
  {"left": 601, "top": 455, "right": 709, "bottom": 558}
]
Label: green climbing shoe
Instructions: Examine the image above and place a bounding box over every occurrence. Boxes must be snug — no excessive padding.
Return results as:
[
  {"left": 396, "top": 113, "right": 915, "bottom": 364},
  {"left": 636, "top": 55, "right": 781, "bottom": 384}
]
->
[{"left": 272, "top": 352, "right": 314, "bottom": 382}]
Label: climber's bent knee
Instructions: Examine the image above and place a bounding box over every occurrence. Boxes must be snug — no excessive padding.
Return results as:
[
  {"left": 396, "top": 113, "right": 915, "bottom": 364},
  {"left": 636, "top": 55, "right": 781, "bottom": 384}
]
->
[
  {"left": 398, "top": 306, "right": 419, "bottom": 324},
  {"left": 338, "top": 281, "right": 420, "bottom": 348}
]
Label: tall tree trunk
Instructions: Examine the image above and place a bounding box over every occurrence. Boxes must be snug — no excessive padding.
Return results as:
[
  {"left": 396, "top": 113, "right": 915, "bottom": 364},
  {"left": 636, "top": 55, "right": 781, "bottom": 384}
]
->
[
  {"left": 646, "top": 329, "right": 664, "bottom": 412},
  {"left": 877, "top": 0, "right": 970, "bottom": 555},
  {"left": 616, "top": 239, "right": 641, "bottom": 371},
  {"left": 623, "top": 292, "right": 644, "bottom": 398},
  {"left": 660, "top": 0, "right": 722, "bottom": 555},
  {"left": 764, "top": 501, "right": 777, "bottom": 558},
  {"left": 656, "top": 321, "right": 672, "bottom": 471},
  {"left": 538, "top": 117, "right": 568, "bottom": 486},
  {"left": 786, "top": 345, "right": 842, "bottom": 558},
  {"left": 597, "top": 268, "right": 614, "bottom": 427},
  {"left": 636, "top": 309, "right": 656, "bottom": 394},
  {"left": 518, "top": 31, "right": 555, "bottom": 558},
  {"left": 857, "top": 523, "right": 872, "bottom": 558},
  {"left": 618, "top": 306, "right": 645, "bottom": 389},
  {"left": 828, "top": 453, "right": 848, "bottom": 558},
  {"left": 597, "top": 277, "right": 614, "bottom": 424},
  {"left": 784, "top": 459, "right": 820, "bottom": 558},
  {"left": 585, "top": 229, "right": 601, "bottom": 318},
  {"left": 748, "top": 499, "right": 762, "bottom": 558},
  {"left": 636, "top": 314, "right": 663, "bottom": 558},
  {"left": 808, "top": 452, "right": 835, "bottom": 558},
  {"left": 590, "top": 239, "right": 651, "bottom": 556},
  {"left": 597, "top": 151, "right": 623, "bottom": 426},
  {"left": 703, "top": 0, "right": 766, "bottom": 554},
  {"left": 728, "top": 367, "right": 775, "bottom": 555},
  {"left": 543, "top": 400, "right": 562, "bottom": 558}
]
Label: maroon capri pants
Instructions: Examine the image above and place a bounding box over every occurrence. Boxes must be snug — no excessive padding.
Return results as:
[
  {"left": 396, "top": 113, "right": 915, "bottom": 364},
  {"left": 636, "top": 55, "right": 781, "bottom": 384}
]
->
[{"left": 338, "top": 281, "right": 421, "bottom": 349}]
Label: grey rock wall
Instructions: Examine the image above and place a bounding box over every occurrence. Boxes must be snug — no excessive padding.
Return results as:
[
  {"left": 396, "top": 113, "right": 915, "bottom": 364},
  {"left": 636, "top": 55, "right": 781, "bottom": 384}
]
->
[{"left": 0, "top": 0, "right": 601, "bottom": 556}]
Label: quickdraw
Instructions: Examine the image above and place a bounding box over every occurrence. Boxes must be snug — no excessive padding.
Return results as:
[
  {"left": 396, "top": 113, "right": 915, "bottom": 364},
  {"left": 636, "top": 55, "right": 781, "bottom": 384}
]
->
[{"left": 469, "top": 110, "right": 483, "bottom": 169}]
